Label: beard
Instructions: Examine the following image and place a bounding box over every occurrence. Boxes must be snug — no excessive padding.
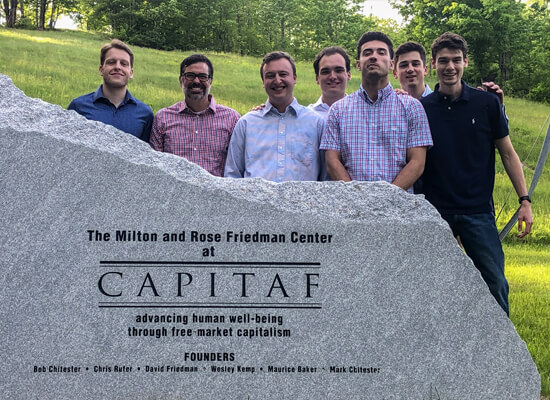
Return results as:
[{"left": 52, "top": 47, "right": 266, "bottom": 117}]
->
[{"left": 184, "top": 82, "right": 209, "bottom": 101}]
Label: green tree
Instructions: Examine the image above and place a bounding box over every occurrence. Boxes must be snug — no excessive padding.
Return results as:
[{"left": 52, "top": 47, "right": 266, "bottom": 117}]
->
[{"left": 393, "top": 0, "right": 528, "bottom": 85}]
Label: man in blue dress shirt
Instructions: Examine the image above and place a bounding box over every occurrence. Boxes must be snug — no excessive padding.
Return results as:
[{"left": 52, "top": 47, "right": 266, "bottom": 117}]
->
[
  {"left": 68, "top": 40, "right": 153, "bottom": 142},
  {"left": 224, "top": 51, "right": 325, "bottom": 182}
]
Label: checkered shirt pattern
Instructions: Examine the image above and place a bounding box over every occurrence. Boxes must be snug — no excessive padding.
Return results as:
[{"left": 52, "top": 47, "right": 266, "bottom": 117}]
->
[
  {"left": 320, "top": 83, "right": 432, "bottom": 192},
  {"left": 150, "top": 96, "right": 240, "bottom": 177}
]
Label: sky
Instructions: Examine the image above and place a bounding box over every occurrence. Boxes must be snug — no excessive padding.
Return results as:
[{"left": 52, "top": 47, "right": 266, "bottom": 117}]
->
[{"left": 361, "top": 0, "right": 402, "bottom": 22}]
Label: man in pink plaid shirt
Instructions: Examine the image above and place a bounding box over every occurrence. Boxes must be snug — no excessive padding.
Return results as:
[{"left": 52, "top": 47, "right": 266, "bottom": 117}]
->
[
  {"left": 321, "top": 32, "right": 432, "bottom": 193},
  {"left": 149, "top": 54, "right": 240, "bottom": 177}
]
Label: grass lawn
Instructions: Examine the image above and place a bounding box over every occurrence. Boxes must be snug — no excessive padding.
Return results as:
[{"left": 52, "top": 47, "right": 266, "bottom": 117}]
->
[{"left": 2, "top": 27, "right": 550, "bottom": 395}]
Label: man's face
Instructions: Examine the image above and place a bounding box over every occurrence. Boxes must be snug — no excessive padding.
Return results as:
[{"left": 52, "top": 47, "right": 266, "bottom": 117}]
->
[
  {"left": 432, "top": 48, "right": 468, "bottom": 88},
  {"left": 262, "top": 58, "right": 296, "bottom": 106},
  {"left": 356, "top": 40, "right": 393, "bottom": 80},
  {"left": 316, "top": 53, "right": 351, "bottom": 99},
  {"left": 393, "top": 51, "right": 427, "bottom": 88},
  {"left": 99, "top": 48, "right": 133, "bottom": 89},
  {"left": 180, "top": 62, "right": 212, "bottom": 102}
]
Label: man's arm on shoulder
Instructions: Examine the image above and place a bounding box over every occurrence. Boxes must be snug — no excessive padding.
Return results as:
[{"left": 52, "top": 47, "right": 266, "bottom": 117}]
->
[
  {"left": 391, "top": 146, "right": 427, "bottom": 191},
  {"left": 224, "top": 119, "right": 247, "bottom": 178},
  {"left": 495, "top": 136, "right": 533, "bottom": 237}
]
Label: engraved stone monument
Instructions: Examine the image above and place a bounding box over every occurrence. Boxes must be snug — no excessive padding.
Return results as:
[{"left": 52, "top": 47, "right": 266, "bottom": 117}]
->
[{"left": 0, "top": 74, "right": 541, "bottom": 399}]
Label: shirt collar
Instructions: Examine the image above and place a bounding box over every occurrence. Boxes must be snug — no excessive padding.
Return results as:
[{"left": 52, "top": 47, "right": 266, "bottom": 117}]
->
[
  {"left": 434, "top": 80, "right": 471, "bottom": 102},
  {"left": 261, "top": 98, "right": 299, "bottom": 117},
  {"left": 359, "top": 82, "right": 393, "bottom": 103},
  {"left": 178, "top": 94, "right": 216, "bottom": 114},
  {"left": 93, "top": 85, "right": 135, "bottom": 105},
  {"left": 310, "top": 96, "right": 329, "bottom": 111},
  {"left": 422, "top": 84, "right": 433, "bottom": 98}
]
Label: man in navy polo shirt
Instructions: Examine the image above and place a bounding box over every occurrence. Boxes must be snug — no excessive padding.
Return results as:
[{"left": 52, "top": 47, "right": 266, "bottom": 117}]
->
[
  {"left": 420, "top": 32, "right": 533, "bottom": 315},
  {"left": 68, "top": 40, "right": 153, "bottom": 142}
]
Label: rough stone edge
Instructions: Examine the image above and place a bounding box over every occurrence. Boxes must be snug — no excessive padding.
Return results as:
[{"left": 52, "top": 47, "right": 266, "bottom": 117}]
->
[{"left": 0, "top": 73, "right": 442, "bottom": 224}]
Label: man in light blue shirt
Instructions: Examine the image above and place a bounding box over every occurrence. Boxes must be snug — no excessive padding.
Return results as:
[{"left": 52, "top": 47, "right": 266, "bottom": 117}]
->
[{"left": 225, "top": 52, "right": 325, "bottom": 182}]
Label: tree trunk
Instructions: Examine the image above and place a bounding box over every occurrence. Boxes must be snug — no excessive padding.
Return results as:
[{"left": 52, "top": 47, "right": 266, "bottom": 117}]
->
[
  {"left": 3, "top": 0, "right": 17, "bottom": 27},
  {"left": 49, "top": 1, "right": 57, "bottom": 30},
  {"left": 39, "top": 0, "right": 47, "bottom": 30},
  {"left": 35, "top": 0, "right": 39, "bottom": 28},
  {"left": 280, "top": 16, "right": 285, "bottom": 50}
]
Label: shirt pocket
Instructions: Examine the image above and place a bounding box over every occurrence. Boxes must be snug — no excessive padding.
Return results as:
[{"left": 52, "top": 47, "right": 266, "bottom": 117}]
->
[
  {"left": 379, "top": 124, "right": 407, "bottom": 166},
  {"left": 290, "top": 134, "right": 314, "bottom": 167}
]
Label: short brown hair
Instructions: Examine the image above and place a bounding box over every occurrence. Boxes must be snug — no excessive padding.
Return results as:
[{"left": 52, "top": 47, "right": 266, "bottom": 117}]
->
[
  {"left": 394, "top": 42, "right": 427, "bottom": 66},
  {"left": 260, "top": 51, "right": 296, "bottom": 80},
  {"left": 431, "top": 32, "right": 468, "bottom": 60},
  {"left": 313, "top": 46, "right": 351, "bottom": 76},
  {"left": 100, "top": 39, "right": 134, "bottom": 67}
]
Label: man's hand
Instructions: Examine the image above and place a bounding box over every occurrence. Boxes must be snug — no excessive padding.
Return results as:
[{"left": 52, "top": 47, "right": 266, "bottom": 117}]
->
[
  {"left": 251, "top": 103, "right": 266, "bottom": 112},
  {"left": 517, "top": 201, "right": 533, "bottom": 238},
  {"left": 478, "top": 82, "right": 504, "bottom": 104},
  {"left": 394, "top": 88, "right": 409, "bottom": 96}
]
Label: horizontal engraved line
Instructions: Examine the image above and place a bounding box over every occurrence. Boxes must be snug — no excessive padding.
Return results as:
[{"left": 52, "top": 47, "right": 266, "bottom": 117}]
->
[
  {"left": 98, "top": 302, "right": 321, "bottom": 309},
  {"left": 99, "top": 261, "right": 321, "bottom": 268}
]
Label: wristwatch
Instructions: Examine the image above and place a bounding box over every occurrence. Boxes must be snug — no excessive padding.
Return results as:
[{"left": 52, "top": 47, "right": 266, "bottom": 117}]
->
[{"left": 518, "top": 195, "right": 532, "bottom": 204}]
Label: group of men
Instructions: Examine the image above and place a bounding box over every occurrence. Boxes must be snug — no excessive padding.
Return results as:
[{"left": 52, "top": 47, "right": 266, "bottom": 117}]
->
[{"left": 69, "top": 32, "right": 533, "bottom": 316}]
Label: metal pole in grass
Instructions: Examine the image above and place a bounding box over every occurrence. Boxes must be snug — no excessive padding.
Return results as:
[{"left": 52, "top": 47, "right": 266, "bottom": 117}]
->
[{"left": 499, "top": 116, "right": 550, "bottom": 241}]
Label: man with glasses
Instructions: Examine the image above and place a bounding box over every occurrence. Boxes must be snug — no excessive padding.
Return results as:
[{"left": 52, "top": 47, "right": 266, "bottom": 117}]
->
[
  {"left": 150, "top": 54, "right": 240, "bottom": 177},
  {"left": 68, "top": 39, "right": 153, "bottom": 142}
]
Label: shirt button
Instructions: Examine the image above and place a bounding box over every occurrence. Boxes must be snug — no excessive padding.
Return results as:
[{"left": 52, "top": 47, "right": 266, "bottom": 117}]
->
[
  {"left": 448, "top": 106, "right": 451, "bottom": 110},
  {"left": 194, "top": 147, "right": 197, "bottom": 151},
  {"left": 195, "top": 130, "right": 198, "bottom": 134}
]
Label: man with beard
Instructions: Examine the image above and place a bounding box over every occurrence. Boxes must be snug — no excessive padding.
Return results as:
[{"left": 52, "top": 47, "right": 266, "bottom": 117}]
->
[
  {"left": 224, "top": 51, "right": 325, "bottom": 182},
  {"left": 149, "top": 54, "right": 240, "bottom": 177},
  {"left": 68, "top": 39, "right": 153, "bottom": 142},
  {"left": 320, "top": 32, "right": 432, "bottom": 192}
]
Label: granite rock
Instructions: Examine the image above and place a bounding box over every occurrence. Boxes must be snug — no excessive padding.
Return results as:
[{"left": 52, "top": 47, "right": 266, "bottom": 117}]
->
[{"left": 0, "top": 74, "right": 541, "bottom": 399}]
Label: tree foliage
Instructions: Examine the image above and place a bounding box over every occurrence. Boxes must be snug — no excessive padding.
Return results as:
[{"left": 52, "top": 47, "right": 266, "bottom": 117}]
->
[
  {"left": 3, "top": 0, "right": 550, "bottom": 102},
  {"left": 393, "top": 0, "right": 550, "bottom": 101},
  {"left": 71, "top": 0, "right": 380, "bottom": 59}
]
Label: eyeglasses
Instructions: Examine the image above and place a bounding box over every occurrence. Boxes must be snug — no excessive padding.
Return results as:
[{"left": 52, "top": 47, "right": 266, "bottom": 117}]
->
[{"left": 182, "top": 72, "right": 211, "bottom": 82}]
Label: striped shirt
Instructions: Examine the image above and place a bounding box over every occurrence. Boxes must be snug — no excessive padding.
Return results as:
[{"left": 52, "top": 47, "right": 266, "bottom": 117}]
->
[
  {"left": 150, "top": 96, "right": 240, "bottom": 177},
  {"left": 224, "top": 98, "right": 325, "bottom": 182},
  {"left": 320, "top": 83, "right": 432, "bottom": 192}
]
